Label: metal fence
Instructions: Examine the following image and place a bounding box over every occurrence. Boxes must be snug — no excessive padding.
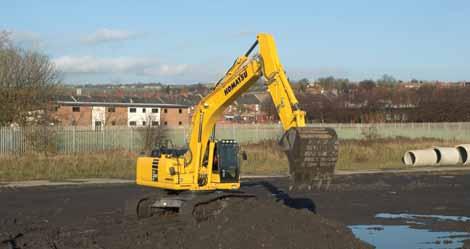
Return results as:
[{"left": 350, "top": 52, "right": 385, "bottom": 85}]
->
[{"left": 1, "top": 122, "right": 470, "bottom": 155}]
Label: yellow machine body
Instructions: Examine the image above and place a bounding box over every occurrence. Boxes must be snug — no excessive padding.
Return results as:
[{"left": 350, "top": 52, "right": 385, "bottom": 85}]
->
[
  {"left": 136, "top": 141, "right": 240, "bottom": 191},
  {"left": 136, "top": 33, "right": 337, "bottom": 192}
]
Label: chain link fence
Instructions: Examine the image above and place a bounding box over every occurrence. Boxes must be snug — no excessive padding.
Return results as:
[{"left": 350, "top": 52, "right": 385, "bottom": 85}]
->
[{"left": 1, "top": 122, "right": 470, "bottom": 155}]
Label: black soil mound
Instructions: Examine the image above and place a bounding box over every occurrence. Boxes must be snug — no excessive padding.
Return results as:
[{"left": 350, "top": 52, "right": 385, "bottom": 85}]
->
[
  {"left": 1, "top": 198, "right": 371, "bottom": 249},
  {"left": 183, "top": 198, "right": 372, "bottom": 249}
]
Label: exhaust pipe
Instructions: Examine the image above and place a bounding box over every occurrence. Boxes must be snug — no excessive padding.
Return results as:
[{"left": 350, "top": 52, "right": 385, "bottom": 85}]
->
[
  {"left": 456, "top": 144, "right": 470, "bottom": 165},
  {"left": 402, "top": 149, "right": 438, "bottom": 166},
  {"left": 433, "top": 147, "right": 462, "bottom": 166}
]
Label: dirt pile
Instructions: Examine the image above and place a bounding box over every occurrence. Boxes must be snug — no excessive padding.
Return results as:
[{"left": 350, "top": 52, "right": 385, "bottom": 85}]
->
[
  {"left": 182, "top": 198, "right": 372, "bottom": 249},
  {"left": 1, "top": 197, "right": 371, "bottom": 249}
]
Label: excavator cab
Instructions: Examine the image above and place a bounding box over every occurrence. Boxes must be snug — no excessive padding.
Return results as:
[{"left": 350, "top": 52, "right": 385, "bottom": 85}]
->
[{"left": 214, "top": 140, "right": 240, "bottom": 183}]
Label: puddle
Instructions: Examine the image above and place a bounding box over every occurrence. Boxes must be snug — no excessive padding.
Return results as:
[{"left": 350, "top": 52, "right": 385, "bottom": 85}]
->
[
  {"left": 351, "top": 213, "right": 470, "bottom": 248},
  {"left": 376, "top": 213, "right": 470, "bottom": 222},
  {"left": 351, "top": 225, "right": 470, "bottom": 249}
]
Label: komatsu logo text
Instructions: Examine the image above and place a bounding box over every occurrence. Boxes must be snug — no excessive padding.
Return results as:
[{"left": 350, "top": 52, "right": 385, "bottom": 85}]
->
[{"left": 224, "top": 71, "right": 248, "bottom": 95}]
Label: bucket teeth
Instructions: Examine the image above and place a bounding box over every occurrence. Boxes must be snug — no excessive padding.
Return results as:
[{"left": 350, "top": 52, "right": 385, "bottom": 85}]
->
[{"left": 281, "top": 127, "right": 338, "bottom": 191}]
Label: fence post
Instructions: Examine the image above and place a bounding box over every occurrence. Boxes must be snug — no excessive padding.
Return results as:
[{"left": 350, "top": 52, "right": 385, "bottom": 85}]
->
[
  {"left": 1, "top": 127, "right": 3, "bottom": 154},
  {"left": 72, "top": 126, "right": 76, "bottom": 154},
  {"left": 130, "top": 128, "right": 134, "bottom": 152},
  {"left": 102, "top": 129, "right": 105, "bottom": 151},
  {"left": 10, "top": 127, "right": 14, "bottom": 154}
]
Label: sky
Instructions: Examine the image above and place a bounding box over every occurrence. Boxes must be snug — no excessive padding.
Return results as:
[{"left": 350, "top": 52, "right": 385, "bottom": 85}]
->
[{"left": 1, "top": 0, "right": 469, "bottom": 84}]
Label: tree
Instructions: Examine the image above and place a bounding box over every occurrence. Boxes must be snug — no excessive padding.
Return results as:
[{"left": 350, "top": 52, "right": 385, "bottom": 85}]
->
[
  {"left": 377, "top": 74, "right": 397, "bottom": 87},
  {"left": 0, "top": 31, "right": 60, "bottom": 126},
  {"left": 297, "top": 78, "right": 310, "bottom": 85},
  {"left": 315, "top": 76, "right": 336, "bottom": 89},
  {"left": 140, "top": 117, "right": 167, "bottom": 152},
  {"left": 358, "top": 79, "right": 376, "bottom": 90},
  {"left": 296, "top": 78, "right": 309, "bottom": 92},
  {"left": 165, "top": 85, "right": 171, "bottom": 94},
  {"left": 0, "top": 31, "right": 10, "bottom": 48},
  {"left": 260, "top": 96, "right": 277, "bottom": 120},
  {"left": 314, "top": 76, "right": 350, "bottom": 93}
]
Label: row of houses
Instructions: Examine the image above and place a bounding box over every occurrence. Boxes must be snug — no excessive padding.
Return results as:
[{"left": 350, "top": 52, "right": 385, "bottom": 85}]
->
[
  {"left": 50, "top": 92, "right": 271, "bottom": 128},
  {"left": 52, "top": 96, "right": 190, "bottom": 128}
]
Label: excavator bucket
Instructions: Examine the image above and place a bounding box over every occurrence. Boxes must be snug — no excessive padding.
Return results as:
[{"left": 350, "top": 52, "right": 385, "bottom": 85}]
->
[{"left": 279, "top": 127, "right": 338, "bottom": 190}]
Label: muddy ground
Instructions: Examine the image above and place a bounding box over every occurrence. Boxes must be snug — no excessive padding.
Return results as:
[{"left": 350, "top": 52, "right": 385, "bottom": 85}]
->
[{"left": 1, "top": 171, "right": 470, "bottom": 249}]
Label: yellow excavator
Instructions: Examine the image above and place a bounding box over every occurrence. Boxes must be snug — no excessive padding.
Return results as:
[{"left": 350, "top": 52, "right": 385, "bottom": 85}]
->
[{"left": 133, "top": 33, "right": 338, "bottom": 218}]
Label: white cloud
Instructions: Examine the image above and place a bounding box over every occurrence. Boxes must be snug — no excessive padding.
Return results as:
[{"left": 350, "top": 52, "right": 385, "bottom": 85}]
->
[
  {"left": 4, "top": 30, "right": 43, "bottom": 49},
  {"left": 143, "top": 64, "right": 189, "bottom": 76},
  {"left": 53, "top": 56, "right": 189, "bottom": 77},
  {"left": 81, "top": 28, "right": 139, "bottom": 44},
  {"left": 287, "top": 66, "right": 350, "bottom": 80},
  {"left": 53, "top": 55, "right": 354, "bottom": 83},
  {"left": 10, "top": 31, "right": 40, "bottom": 42}
]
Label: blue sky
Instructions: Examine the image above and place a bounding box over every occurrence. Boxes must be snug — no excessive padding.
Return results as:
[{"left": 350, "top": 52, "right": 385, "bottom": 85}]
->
[{"left": 2, "top": 0, "right": 469, "bottom": 84}]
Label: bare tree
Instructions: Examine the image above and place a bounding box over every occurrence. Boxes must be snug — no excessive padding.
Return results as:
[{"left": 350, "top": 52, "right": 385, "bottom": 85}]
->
[
  {"left": 139, "top": 116, "right": 168, "bottom": 153},
  {"left": 260, "top": 97, "right": 277, "bottom": 121},
  {"left": 0, "top": 31, "right": 60, "bottom": 126},
  {"left": 0, "top": 31, "right": 11, "bottom": 49}
]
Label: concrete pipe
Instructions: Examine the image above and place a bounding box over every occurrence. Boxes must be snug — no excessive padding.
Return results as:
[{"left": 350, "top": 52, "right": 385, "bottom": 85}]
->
[
  {"left": 433, "top": 147, "right": 462, "bottom": 166},
  {"left": 402, "top": 149, "right": 438, "bottom": 166},
  {"left": 456, "top": 144, "right": 470, "bottom": 165}
]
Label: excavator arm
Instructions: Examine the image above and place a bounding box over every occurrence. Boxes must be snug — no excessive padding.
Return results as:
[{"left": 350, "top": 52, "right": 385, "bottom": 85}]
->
[
  {"left": 257, "top": 34, "right": 306, "bottom": 130},
  {"left": 186, "top": 33, "right": 338, "bottom": 189}
]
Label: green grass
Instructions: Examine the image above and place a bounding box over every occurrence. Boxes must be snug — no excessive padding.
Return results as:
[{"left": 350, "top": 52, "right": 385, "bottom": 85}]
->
[
  {"left": 241, "top": 137, "right": 469, "bottom": 174},
  {"left": 240, "top": 140, "right": 289, "bottom": 175},
  {"left": 0, "top": 151, "right": 136, "bottom": 181},
  {"left": 336, "top": 137, "right": 465, "bottom": 170},
  {"left": 0, "top": 137, "right": 468, "bottom": 182}
]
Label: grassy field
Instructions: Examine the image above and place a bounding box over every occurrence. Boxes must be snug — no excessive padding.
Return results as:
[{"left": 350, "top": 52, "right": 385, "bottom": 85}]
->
[
  {"left": 240, "top": 137, "right": 468, "bottom": 175},
  {"left": 337, "top": 137, "right": 465, "bottom": 170},
  {"left": 0, "top": 152, "right": 136, "bottom": 181},
  {"left": 0, "top": 137, "right": 468, "bottom": 181}
]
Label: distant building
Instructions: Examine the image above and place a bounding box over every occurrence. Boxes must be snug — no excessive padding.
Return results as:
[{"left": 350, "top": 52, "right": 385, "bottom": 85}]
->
[
  {"left": 220, "top": 93, "right": 270, "bottom": 124},
  {"left": 127, "top": 106, "right": 160, "bottom": 128},
  {"left": 52, "top": 96, "right": 190, "bottom": 128}
]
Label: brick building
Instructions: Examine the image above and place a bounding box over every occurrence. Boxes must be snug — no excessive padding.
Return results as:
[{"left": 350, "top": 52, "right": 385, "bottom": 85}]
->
[
  {"left": 160, "top": 107, "right": 188, "bottom": 126},
  {"left": 52, "top": 96, "right": 190, "bottom": 128},
  {"left": 220, "top": 93, "right": 270, "bottom": 124}
]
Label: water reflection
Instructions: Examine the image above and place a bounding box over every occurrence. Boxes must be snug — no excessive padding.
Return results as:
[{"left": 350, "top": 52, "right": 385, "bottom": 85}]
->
[
  {"left": 376, "top": 213, "right": 470, "bottom": 222},
  {"left": 350, "top": 213, "right": 470, "bottom": 249},
  {"left": 351, "top": 225, "right": 470, "bottom": 249}
]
